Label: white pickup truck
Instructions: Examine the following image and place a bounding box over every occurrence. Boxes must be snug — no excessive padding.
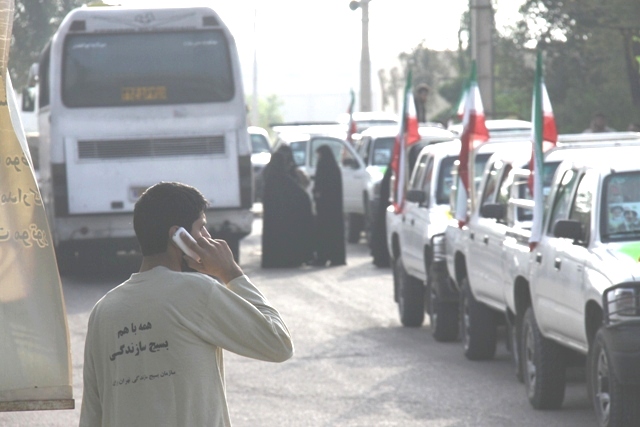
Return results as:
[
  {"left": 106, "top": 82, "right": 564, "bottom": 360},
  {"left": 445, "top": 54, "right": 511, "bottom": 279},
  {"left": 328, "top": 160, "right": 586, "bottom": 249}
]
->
[
  {"left": 452, "top": 133, "right": 640, "bottom": 425},
  {"left": 386, "top": 133, "right": 530, "bottom": 338},
  {"left": 520, "top": 143, "right": 640, "bottom": 424},
  {"left": 353, "top": 125, "right": 454, "bottom": 244}
]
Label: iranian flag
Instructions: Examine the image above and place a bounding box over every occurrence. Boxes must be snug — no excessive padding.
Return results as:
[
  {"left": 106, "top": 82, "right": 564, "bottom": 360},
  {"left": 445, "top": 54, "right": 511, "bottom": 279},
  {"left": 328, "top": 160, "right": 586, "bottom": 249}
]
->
[
  {"left": 391, "top": 70, "right": 421, "bottom": 213},
  {"left": 346, "top": 88, "right": 357, "bottom": 144},
  {"left": 529, "top": 51, "right": 558, "bottom": 249},
  {"left": 455, "top": 79, "right": 470, "bottom": 120},
  {"left": 455, "top": 62, "right": 489, "bottom": 227}
]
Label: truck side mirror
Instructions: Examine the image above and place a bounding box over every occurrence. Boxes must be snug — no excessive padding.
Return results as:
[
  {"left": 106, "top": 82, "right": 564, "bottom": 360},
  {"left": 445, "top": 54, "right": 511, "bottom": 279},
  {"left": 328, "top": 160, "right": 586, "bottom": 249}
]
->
[
  {"left": 480, "top": 203, "right": 505, "bottom": 220},
  {"left": 553, "top": 219, "right": 583, "bottom": 241},
  {"left": 342, "top": 157, "right": 360, "bottom": 169},
  {"left": 406, "top": 189, "right": 427, "bottom": 206}
]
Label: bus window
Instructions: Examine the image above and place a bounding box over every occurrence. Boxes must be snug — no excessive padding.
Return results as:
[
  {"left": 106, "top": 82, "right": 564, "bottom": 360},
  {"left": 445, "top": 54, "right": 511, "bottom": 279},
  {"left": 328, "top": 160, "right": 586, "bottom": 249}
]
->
[{"left": 62, "top": 30, "right": 234, "bottom": 107}]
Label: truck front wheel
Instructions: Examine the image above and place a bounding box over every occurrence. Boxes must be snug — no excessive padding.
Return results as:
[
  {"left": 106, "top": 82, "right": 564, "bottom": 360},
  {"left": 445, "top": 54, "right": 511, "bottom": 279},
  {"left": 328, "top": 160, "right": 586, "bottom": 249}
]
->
[
  {"left": 460, "top": 277, "right": 498, "bottom": 360},
  {"left": 588, "top": 328, "right": 640, "bottom": 427},
  {"left": 395, "top": 255, "right": 424, "bottom": 327},
  {"left": 522, "top": 307, "right": 566, "bottom": 409}
]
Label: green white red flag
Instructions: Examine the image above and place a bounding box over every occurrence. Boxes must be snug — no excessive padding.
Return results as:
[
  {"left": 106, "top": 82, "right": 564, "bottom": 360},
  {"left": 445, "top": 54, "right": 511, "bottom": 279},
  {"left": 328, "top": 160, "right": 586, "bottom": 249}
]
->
[
  {"left": 346, "top": 88, "right": 357, "bottom": 144},
  {"left": 529, "top": 51, "right": 558, "bottom": 249},
  {"left": 391, "top": 70, "right": 421, "bottom": 213},
  {"left": 455, "top": 62, "right": 489, "bottom": 226},
  {"left": 455, "top": 79, "right": 470, "bottom": 120}
]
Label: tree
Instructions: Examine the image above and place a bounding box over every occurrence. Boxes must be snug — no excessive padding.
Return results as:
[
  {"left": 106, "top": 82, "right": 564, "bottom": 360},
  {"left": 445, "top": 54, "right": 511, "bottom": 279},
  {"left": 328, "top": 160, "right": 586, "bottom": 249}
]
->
[
  {"left": 246, "top": 94, "right": 284, "bottom": 138},
  {"left": 11, "top": 0, "right": 84, "bottom": 89},
  {"left": 513, "top": 0, "right": 640, "bottom": 131}
]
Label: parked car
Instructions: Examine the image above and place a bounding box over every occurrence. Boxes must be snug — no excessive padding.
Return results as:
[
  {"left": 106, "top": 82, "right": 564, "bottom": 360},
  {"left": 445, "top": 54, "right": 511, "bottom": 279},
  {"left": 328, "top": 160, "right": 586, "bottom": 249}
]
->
[{"left": 248, "top": 126, "right": 272, "bottom": 202}]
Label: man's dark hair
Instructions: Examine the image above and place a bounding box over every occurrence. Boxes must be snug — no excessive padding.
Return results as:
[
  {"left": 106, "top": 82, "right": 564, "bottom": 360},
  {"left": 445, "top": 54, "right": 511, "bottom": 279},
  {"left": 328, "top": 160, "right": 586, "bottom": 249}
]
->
[{"left": 133, "top": 182, "right": 209, "bottom": 256}]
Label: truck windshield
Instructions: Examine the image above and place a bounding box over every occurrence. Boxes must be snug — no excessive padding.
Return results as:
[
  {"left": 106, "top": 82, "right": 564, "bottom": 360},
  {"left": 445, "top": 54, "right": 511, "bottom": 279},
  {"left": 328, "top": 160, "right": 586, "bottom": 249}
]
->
[
  {"left": 371, "top": 137, "right": 395, "bottom": 166},
  {"left": 602, "top": 172, "right": 640, "bottom": 240},
  {"left": 62, "top": 30, "right": 234, "bottom": 107},
  {"left": 437, "top": 153, "right": 492, "bottom": 205}
]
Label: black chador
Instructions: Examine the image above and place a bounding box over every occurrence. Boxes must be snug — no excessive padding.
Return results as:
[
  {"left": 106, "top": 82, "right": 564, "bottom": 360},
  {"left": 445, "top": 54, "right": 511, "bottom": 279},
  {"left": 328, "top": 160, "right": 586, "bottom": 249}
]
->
[
  {"left": 312, "top": 145, "right": 346, "bottom": 266},
  {"left": 261, "top": 151, "right": 315, "bottom": 268}
]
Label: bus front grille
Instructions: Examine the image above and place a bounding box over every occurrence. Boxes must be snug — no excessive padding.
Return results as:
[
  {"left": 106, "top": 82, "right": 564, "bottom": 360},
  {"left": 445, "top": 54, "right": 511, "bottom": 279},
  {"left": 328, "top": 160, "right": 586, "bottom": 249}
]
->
[{"left": 77, "top": 136, "right": 226, "bottom": 159}]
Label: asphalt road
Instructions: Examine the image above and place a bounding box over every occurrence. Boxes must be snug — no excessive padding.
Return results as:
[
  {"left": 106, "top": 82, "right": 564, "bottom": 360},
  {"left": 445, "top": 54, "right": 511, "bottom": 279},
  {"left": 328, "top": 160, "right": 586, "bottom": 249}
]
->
[{"left": 0, "top": 214, "right": 598, "bottom": 427}]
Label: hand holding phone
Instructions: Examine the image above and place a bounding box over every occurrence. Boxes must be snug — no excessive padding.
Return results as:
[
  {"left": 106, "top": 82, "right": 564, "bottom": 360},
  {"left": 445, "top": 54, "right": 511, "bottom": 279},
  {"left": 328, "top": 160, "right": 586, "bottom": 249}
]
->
[{"left": 172, "top": 227, "right": 201, "bottom": 262}]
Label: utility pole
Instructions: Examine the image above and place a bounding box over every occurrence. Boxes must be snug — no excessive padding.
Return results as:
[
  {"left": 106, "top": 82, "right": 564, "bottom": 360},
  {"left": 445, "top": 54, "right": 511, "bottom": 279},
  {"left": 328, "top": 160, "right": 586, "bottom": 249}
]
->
[
  {"left": 251, "top": 7, "right": 259, "bottom": 126},
  {"left": 349, "top": 0, "right": 372, "bottom": 112},
  {"left": 470, "top": 0, "right": 494, "bottom": 118}
]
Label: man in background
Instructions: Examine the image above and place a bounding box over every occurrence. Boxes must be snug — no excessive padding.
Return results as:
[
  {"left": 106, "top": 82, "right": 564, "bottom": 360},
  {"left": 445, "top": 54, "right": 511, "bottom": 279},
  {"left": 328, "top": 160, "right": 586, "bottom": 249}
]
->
[{"left": 414, "top": 83, "right": 430, "bottom": 123}]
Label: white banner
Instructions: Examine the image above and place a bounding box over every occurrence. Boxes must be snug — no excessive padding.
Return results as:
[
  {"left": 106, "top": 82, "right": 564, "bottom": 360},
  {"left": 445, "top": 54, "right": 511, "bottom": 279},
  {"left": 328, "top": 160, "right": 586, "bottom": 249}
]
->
[{"left": 0, "top": 0, "right": 73, "bottom": 411}]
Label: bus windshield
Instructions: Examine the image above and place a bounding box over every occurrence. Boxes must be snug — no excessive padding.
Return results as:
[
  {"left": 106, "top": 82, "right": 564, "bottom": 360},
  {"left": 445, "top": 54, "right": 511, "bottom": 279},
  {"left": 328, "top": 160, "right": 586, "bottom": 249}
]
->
[{"left": 62, "top": 30, "right": 234, "bottom": 108}]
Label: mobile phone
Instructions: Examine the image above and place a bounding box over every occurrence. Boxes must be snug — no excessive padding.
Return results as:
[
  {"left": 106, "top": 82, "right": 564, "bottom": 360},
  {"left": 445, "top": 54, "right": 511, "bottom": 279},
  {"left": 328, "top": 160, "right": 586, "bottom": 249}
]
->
[{"left": 172, "top": 227, "right": 201, "bottom": 262}]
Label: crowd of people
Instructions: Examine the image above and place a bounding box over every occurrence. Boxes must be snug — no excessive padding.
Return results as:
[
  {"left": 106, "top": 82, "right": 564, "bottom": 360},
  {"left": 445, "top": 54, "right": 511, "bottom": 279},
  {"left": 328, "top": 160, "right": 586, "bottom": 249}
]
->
[{"left": 261, "top": 144, "right": 346, "bottom": 268}]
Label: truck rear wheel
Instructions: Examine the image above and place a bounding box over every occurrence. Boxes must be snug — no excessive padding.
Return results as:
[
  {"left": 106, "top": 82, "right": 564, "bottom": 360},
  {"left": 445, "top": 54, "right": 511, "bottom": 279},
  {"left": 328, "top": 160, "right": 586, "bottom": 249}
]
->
[
  {"left": 460, "top": 277, "right": 498, "bottom": 360},
  {"left": 522, "top": 307, "right": 566, "bottom": 409},
  {"left": 428, "top": 283, "right": 459, "bottom": 342},
  {"left": 588, "top": 328, "right": 640, "bottom": 427},
  {"left": 395, "top": 255, "right": 424, "bottom": 327}
]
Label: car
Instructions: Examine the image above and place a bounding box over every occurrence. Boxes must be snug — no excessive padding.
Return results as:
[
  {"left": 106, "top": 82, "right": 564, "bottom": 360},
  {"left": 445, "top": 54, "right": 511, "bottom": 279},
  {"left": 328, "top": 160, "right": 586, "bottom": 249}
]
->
[{"left": 248, "top": 126, "right": 272, "bottom": 202}]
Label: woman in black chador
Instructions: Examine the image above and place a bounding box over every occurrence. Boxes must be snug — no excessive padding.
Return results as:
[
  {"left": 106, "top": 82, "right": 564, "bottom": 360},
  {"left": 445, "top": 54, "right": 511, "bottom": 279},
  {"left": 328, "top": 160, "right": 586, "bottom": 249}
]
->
[
  {"left": 261, "top": 150, "right": 315, "bottom": 268},
  {"left": 312, "top": 145, "right": 346, "bottom": 266}
]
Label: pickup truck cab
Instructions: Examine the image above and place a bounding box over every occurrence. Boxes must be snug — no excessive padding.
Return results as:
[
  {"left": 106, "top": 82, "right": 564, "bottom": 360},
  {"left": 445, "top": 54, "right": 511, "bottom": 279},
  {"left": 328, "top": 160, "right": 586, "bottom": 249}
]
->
[
  {"left": 519, "top": 142, "right": 640, "bottom": 424},
  {"left": 353, "top": 124, "right": 455, "bottom": 244}
]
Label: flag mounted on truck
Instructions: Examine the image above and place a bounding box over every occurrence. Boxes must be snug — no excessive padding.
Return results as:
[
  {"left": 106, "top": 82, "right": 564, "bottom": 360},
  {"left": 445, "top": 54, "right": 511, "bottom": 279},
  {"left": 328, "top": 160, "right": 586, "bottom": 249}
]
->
[
  {"left": 390, "top": 69, "right": 421, "bottom": 213},
  {"left": 528, "top": 51, "right": 558, "bottom": 249},
  {"left": 455, "top": 61, "right": 489, "bottom": 227}
]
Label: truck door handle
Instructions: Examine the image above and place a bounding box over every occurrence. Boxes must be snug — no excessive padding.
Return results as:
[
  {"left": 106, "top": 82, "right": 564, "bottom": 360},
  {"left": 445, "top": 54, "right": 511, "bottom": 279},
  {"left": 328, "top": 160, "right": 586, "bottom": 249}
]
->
[
  {"left": 402, "top": 215, "right": 406, "bottom": 223},
  {"left": 554, "top": 258, "right": 561, "bottom": 270},
  {"left": 535, "top": 253, "right": 542, "bottom": 263},
  {"left": 470, "top": 232, "right": 475, "bottom": 241},
  {"left": 410, "top": 219, "right": 415, "bottom": 226},
  {"left": 483, "top": 236, "right": 489, "bottom": 245}
]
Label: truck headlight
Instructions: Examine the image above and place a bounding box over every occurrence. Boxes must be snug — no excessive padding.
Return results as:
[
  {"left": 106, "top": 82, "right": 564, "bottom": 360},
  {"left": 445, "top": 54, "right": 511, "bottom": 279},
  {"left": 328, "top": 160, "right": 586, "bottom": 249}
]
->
[
  {"left": 431, "top": 233, "right": 446, "bottom": 262},
  {"left": 606, "top": 286, "right": 640, "bottom": 320}
]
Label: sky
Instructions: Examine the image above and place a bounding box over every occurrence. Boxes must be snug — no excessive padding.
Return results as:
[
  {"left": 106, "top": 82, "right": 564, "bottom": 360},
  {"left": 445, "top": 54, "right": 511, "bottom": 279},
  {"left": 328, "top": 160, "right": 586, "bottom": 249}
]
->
[{"left": 108, "top": 1, "right": 524, "bottom": 122}]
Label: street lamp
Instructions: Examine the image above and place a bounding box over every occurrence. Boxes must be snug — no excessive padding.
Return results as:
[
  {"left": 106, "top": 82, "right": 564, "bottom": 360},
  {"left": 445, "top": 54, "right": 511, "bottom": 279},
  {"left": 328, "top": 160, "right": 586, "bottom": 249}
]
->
[{"left": 349, "top": 0, "right": 372, "bottom": 112}]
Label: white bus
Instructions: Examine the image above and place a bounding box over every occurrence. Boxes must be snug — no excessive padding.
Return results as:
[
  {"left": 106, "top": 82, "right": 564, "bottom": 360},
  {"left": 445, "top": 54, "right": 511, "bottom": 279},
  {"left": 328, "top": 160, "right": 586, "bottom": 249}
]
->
[{"left": 37, "top": 6, "right": 253, "bottom": 268}]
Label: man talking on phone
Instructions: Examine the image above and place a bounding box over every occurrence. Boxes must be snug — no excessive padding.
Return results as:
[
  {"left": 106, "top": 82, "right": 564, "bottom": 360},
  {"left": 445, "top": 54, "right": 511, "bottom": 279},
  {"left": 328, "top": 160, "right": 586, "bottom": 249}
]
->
[{"left": 80, "top": 181, "right": 294, "bottom": 427}]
